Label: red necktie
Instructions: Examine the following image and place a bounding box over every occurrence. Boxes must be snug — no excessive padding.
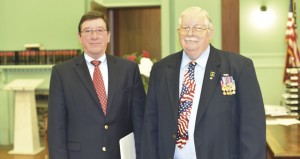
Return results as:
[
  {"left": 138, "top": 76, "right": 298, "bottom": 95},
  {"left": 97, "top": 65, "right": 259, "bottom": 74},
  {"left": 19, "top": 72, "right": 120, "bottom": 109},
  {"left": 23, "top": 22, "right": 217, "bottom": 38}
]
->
[
  {"left": 91, "top": 60, "right": 107, "bottom": 115},
  {"left": 176, "top": 61, "right": 197, "bottom": 149}
]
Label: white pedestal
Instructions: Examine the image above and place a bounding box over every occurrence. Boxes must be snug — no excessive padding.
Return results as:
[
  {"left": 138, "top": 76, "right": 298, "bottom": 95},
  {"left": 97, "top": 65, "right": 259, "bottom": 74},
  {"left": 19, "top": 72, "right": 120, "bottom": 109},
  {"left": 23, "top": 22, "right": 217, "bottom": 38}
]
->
[{"left": 4, "top": 79, "right": 45, "bottom": 155}]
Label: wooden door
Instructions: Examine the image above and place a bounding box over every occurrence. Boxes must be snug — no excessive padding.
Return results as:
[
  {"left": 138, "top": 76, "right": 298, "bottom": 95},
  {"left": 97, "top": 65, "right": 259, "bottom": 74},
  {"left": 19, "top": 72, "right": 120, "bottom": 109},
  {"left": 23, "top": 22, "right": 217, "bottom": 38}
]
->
[{"left": 112, "top": 7, "right": 161, "bottom": 59}]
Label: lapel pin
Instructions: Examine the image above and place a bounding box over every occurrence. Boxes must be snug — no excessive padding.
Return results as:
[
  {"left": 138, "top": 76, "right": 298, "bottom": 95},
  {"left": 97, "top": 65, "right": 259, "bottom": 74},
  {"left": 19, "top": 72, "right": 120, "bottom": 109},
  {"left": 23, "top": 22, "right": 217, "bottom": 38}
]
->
[{"left": 210, "top": 71, "right": 215, "bottom": 80}]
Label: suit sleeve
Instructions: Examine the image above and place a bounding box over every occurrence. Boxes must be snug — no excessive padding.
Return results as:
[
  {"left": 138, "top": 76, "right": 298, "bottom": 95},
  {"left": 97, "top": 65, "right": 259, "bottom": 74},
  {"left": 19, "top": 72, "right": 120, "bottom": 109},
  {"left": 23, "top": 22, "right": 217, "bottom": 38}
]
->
[
  {"left": 237, "top": 59, "right": 266, "bottom": 159},
  {"left": 141, "top": 65, "right": 159, "bottom": 159},
  {"left": 132, "top": 64, "right": 146, "bottom": 159},
  {"left": 47, "top": 66, "right": 69, "bottom": 159}
]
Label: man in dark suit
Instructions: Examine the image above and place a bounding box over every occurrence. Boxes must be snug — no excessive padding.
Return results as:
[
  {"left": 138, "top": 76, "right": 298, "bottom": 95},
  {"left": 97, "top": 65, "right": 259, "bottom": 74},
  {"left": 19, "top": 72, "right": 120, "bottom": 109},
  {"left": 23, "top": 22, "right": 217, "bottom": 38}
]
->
[
  {"left": 141, "top": 7, "right": 266, "bottom": 159},
  {"left": 47, "top": 11, "right": 146, "bottom": 159}
]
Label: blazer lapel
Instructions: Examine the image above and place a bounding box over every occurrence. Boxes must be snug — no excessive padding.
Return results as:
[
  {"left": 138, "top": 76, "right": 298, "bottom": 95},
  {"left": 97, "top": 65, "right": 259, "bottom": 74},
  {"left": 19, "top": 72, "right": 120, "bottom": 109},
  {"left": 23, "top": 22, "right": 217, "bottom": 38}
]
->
[
  {"left": 166, "top": 52, "right": 182, "bottom": 123},
  {"left": 106, "top": 55, "right": 119, "bottom": 115},
  {"left": 74, "top": 54, "right": 102, "bottom": 111},
  {"left": 195, "top": 46, "right": 221, "bottom": 125}
]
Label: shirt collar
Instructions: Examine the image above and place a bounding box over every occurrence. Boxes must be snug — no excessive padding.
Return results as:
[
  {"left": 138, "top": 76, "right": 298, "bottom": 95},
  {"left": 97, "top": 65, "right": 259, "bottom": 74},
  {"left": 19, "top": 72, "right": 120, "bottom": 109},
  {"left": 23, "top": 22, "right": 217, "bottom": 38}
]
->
[
  {"left": 84, "top": 53, "right": 107, "bottom": 66},
  {"left": 181, "top": 45, "right": 210, "bottom": 69}
]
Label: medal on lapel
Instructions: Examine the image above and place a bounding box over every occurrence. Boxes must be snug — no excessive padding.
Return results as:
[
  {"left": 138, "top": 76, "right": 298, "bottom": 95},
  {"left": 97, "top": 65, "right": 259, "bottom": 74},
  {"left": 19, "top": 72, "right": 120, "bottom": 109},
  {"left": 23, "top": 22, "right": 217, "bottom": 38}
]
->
[{"left": 220, "top": 74, "right": 236, "bottom": 95}]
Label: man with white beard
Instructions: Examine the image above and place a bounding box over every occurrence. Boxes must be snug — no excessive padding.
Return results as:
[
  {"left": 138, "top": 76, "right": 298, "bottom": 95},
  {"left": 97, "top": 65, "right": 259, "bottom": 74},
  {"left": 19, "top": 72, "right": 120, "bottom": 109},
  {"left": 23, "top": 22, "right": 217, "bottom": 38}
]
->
[{"left": 141, "top": 6, "right": 266, "bottom": 159}]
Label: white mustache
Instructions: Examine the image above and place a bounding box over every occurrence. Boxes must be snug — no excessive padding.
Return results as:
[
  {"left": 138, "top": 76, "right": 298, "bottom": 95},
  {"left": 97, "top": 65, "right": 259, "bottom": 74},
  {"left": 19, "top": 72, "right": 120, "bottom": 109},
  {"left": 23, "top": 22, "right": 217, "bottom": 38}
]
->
[{"left": 184, "top": 37, "right": 198, "bottom": 42}]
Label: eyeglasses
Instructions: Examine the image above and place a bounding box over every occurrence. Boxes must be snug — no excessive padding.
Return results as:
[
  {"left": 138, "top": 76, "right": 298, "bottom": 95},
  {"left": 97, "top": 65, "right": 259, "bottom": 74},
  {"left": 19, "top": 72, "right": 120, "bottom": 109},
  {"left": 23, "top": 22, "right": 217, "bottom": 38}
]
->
[
  {"left": 81, "top": 28, "right": 108, "bottom": 36},
  {"left": 178, "top": 26, "right": 210, "bottom": 36}
]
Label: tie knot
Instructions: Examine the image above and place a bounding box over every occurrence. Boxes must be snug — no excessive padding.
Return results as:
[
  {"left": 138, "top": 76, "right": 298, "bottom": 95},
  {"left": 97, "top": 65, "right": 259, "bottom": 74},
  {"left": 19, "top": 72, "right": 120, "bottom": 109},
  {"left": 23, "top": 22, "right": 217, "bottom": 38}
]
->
[
  {"left": 91, "top": 60, "right": 101, "bottom": 66},
  {"left": 189, "top": 61, "right": 197, "bottom": 68}
]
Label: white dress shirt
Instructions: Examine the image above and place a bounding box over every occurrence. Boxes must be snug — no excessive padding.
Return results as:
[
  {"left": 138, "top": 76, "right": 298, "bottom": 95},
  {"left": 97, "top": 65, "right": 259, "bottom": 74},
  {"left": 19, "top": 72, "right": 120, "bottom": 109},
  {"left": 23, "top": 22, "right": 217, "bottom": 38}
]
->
[
  {"left": 174, "top": 46, "right": 210, "bottom": 159},
  {"left": 84, "top": 53, "right": 108, "bottom": 96}
]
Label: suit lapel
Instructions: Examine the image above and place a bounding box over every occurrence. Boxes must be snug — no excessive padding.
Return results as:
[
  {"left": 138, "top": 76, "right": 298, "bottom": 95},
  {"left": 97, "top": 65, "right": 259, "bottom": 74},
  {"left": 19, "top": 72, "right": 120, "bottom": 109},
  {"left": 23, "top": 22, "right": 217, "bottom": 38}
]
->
[
  {"left": 195, "top": 46, "right": 221, "bottom": 125},
  {"left": 74, "top": 54, "right": 103, "bottom": 113},
  {"left": 166, "top": 52, "right": 182, "bottom": 123},
  {"left": 106, "top": 55, "right": 119, "bottom": 115}
]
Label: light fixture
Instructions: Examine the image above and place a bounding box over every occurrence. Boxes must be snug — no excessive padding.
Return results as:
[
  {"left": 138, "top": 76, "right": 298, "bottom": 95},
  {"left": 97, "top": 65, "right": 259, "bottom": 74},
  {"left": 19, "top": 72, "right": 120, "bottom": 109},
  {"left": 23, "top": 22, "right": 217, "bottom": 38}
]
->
[
  {"left": 260, "top": 5, "right": 267, "bottom": 12},
  {"left": 251, "top": 5, "right": 275, "bottom": 30}
]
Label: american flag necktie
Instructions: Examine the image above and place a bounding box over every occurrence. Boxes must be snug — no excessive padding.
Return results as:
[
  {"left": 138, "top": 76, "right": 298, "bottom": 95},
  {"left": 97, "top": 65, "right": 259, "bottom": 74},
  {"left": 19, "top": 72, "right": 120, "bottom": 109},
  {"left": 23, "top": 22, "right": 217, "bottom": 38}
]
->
[
  {"left": 176, "top": 61, "right": 197, "bottom": 149},
  {"left": 91, "top": 60, "right": 107, "bottom": 115}
]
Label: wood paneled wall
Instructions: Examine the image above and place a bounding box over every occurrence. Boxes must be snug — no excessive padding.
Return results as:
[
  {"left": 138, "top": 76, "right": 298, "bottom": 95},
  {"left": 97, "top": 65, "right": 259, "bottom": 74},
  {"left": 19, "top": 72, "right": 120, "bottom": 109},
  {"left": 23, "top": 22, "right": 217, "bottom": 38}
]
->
[{"left": 112, "top": 7, "right": 161, "bottom": 59}]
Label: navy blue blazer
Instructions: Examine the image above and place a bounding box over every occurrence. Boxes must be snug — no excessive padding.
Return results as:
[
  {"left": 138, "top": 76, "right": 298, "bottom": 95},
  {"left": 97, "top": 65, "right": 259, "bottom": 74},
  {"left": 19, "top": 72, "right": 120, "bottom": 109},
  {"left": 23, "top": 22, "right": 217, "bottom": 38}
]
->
[
  {"left": 141, "top": 45, "right": 266, "bottom": 159},
  {"left": 48, "top": 54, "right": 146, "bottom": 159}
]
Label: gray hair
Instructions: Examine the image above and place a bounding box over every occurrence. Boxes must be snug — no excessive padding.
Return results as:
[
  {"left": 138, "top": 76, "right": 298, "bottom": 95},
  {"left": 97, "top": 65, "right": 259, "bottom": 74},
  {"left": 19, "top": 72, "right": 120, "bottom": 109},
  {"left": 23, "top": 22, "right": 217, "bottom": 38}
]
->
[{"left": 178, "top": 7, "right": 213, "bottom": 31}]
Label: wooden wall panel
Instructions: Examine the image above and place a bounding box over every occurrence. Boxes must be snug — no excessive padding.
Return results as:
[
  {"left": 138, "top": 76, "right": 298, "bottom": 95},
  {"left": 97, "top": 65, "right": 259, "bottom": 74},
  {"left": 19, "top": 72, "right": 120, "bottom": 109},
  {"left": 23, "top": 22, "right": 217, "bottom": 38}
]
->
[
  {"left": 222, "top": 0, "right": 240, "bottom": 53},
  {"left": 113, "top": 7, "right": 161, "bottom": 59}
]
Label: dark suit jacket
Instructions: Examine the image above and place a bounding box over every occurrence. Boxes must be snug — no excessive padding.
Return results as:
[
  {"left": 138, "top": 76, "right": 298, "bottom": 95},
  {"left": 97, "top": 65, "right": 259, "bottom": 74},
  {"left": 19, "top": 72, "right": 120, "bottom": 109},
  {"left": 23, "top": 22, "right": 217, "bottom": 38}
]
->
[
  {"left": 141, "top": 45, "right": 266, "bottom": 159},
  {"left": 48, "top": 54, "right": 146, "bottom": 159}
]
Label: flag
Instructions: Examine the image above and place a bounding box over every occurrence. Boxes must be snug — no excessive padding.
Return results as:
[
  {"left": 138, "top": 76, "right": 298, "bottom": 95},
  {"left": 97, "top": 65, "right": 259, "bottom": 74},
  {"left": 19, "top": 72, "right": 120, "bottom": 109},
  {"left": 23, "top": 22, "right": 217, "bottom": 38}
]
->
[{"left": 283, "top": 0, "right": 300, "bottom": 83}]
